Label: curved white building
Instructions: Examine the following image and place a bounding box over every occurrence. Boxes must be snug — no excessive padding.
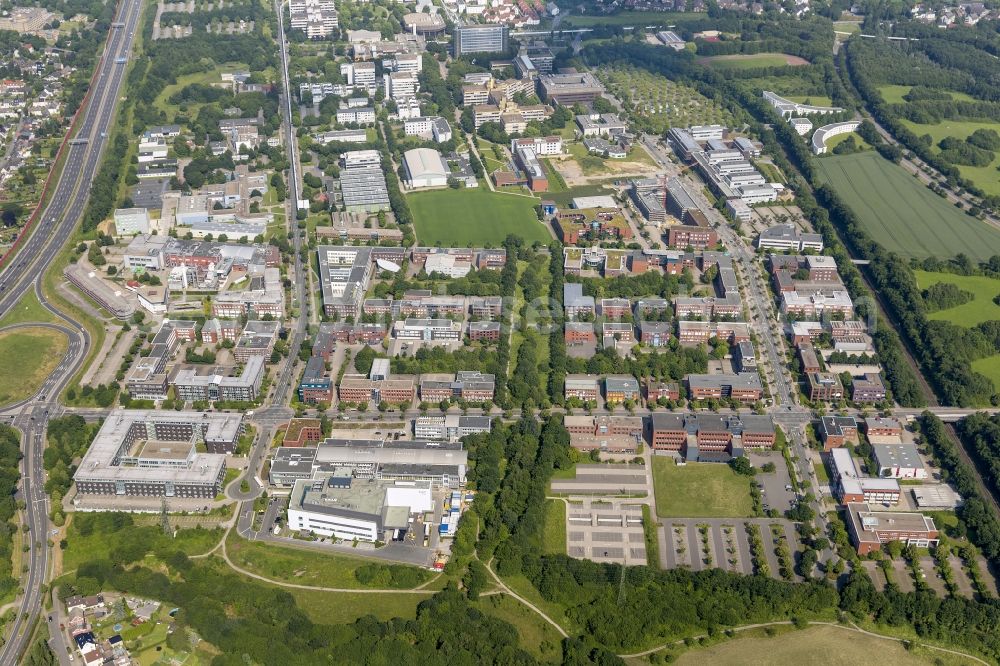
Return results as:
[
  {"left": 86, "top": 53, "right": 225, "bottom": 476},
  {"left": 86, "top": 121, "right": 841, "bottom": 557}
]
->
[
  {"left": 812, "top": 121, "right": 861, "bottom": 155},
  {"left": 763, "top": 91, "right": 844, "bottom": 119}
]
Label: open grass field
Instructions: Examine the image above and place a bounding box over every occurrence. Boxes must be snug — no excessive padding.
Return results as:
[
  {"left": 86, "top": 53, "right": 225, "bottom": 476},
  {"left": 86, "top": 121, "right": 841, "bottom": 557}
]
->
[
  {"left": 673, "top": 624, "right": 978, "bottom": 666},
  {"left": 971, "top": 354, "right": 1000, "bottom": 392},
  {"left": 542, "top": 500, "right": 566, "bottom": 555},
  {"left": 474, "top": 594, "right": 564, "bottom": 663},
  {"left": 0, "top": 327, "right": 67, "bottom": 406},
  {"left": 898, "top": 116, "right": 1000, "bottom": 196},
  {"left": 408, "top": 188, "right": 550, "bottom": 246},
  {"left": 814, "top": 151, "right": 1000, "bottom": 261},
  {"left": 652, "top": 458, "right": 753, "bottom": 518},
  {"left": 0, "top": 289, "right": 59, "bottom": 328},
  {"left": 61, "top": 523, "right": 223, "bottom": 573},
  {"left": 700, "top": 53, "right": 809, "bottom": 69},
  {"left": 225, "top": 531, "right": 433, "bottom": 589},
  {"left": 287, "top": 588, "right": 427, "bottom": 625},
  {"left": 913, "top": 270, "right": 1000, "bottom": 327},
  {"left": 785, "top": 94, "right": 835, "bottom": 107},
  {"left": 880, "top": 85, "right": 976, "bottom": 105}
]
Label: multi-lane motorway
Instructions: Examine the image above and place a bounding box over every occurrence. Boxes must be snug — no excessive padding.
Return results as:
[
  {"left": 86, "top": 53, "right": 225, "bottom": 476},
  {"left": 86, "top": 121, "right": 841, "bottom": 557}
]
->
[{"left": 0, "top": 0, "right": 142, "bottom": 662}]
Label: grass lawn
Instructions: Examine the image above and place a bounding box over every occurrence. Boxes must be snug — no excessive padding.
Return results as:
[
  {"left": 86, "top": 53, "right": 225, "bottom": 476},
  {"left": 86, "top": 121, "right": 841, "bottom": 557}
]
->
[
  {"left": 61, "top": 522, "right": 223, "bottom": 573},
  {"left": 542, "top": 500, "right": 566, "bottom": 555},
  {"left": 674, "top": 624, "right": 956, "bottom": 665},
  {"left": 914, "top": 270, "right": 1000, "bottom": 326},
  {"left": 785, "top": 94, "right": 835, "bottom": 107},
  {"left": 971, "top": 355, "right": 1000, "bottom": 392},
  {"left": 702, "top": 53, "right": 807, "bottom": 69},
  {"left": 823, "top": 131, "right": 871, "bottom": 153},
  {"left": 408, "top": 188, "right": 550, "bottom": 246},
  {"left": 899, "top": 116, "right": 1000, "bottom": 196},
  {"left": 0, "top": 289, "right": 59, "bottom": 327},
  {"left": 0, "top": 327, "right": 67, "bottom": 406},
  {"left": 287, "top": 588, "right": 427, "bottom": 625},
  {"left": 880, "top": 85, "right": 976, "bottom": 105},
  {"left": 815, "top": 151, "right": 1000, "bottom": 262},
  {"left": 652, "top": 458, "right": 753, "bottom": 518},
  {"left": 473, "top": 594, "right": 564, "bottom": 663},
  {"left": 225, "top": 531, "right": 432, "bottom": 589}
]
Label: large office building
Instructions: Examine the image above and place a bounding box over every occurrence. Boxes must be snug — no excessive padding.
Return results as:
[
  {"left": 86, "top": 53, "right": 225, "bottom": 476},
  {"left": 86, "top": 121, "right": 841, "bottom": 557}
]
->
[
  {"left": 318, "top": 246, "right": 374, "bottom": 319},
  {"left": 270, "top": 438, "right": 468, "bottom": 487},
  {"left": 831, "top": 448, "right": 900, "bottom": 505},
  {"left": 454, "top": 24, "right": 509, "bottom": 56},
  {"left": 845, "top": 502, "right": 938, "bottom": 555},
  {"left": 288, "top": 0, "right": 338, "bottom": 38},
  {"left": 73, "top": 410, "right": 242, "bottom": 498},
  {"left": 287, "top": 473, "right": 433, "bottom": 542},
  {"left": 171, "top": 356, "right": 265, "bottom": 403},
  {"left": 414, "top": 415, "right": 492, "bottom": 441},
  {"left": 538, "top": 72, "right": 605, "bottom": 105}
]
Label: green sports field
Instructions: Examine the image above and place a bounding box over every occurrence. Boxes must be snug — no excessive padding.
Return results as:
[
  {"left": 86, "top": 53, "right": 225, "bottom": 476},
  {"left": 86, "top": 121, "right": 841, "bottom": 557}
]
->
[
  {"left": 408, "top": 189, "right": 551, "bottom": 246},
  {"left": 815, "top": 152, "right": 1000, "bottom": 262}
]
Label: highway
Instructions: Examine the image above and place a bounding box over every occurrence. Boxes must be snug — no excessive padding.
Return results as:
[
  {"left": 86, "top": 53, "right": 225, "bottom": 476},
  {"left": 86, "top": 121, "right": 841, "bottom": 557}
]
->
[{"left": 0, "top": 0, "right": 142, "bottom": 662}]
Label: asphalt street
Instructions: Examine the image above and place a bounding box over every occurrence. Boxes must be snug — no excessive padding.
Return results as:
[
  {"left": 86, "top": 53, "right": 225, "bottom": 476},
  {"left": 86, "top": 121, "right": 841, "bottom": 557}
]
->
[{"left": 0, "top": 0, "right": 142, "bottom": 662}]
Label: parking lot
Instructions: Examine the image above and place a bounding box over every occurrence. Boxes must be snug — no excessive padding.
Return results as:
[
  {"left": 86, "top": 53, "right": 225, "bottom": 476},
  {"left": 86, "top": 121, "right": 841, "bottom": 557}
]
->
[
  {"left": 660, "top": 517, "right": 802, "bottom": 581},
  {"left": 566, "top": 498, "right": 647, "bottom": 565},
  {"left": 748, "top": 451, "right": 797, "bottom": 515}
]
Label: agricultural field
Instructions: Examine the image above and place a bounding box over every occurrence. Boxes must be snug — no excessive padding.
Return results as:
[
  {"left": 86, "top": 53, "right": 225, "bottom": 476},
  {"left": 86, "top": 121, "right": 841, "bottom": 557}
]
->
[
  {"left": 674, "top": 624, "right": 962, "bottom": 665},
  {"left": 899, "top": 117, "right": 1000, "bottom": 197},
  {"left": 914, "top": 271, "right": 1000, "bottom": 327},
  {"left": 814, "top": 151, "right": 1000, "bottom": 262},
  {"left": 408, "top": 188, "right": 550, "bottom": 246},
  {"left": 597, "top": 65, "right": 734, "bottom": 134},
  {"left": 879, "top": 85, "right": 976, "bottom": 105},
  {"left": 699, "top": 53, "right": 809, "bottom": 69},
  {"left": 0, "top": 327, "right": 68, "bottom": 406},
  {"left": 652, "top": 458, "right": 754, "bottom": 518}
]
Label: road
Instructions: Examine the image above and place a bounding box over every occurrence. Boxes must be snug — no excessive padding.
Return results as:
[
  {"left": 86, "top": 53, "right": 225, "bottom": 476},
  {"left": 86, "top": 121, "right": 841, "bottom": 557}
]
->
[
  {"left": 0, "top": 0, "right": 142, "bottom": 662},
  {"left": 223, "top": 0, "right": 310, "bottom": 504}
]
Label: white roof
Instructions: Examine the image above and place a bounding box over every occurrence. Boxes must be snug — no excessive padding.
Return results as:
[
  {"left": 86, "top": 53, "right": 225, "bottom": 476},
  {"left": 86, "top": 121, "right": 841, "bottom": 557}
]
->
[{"left": 403, "top": 148, "right": 447, "bottom": 179}]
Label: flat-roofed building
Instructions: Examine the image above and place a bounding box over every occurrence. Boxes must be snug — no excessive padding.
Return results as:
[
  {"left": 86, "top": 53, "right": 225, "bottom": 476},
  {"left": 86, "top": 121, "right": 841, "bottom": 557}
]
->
[
  {"left": 565, "top": 374, "right": 599, "bottom": 401},
  {"left": 819, "top": 415, "right": 858, "bottom": 450},
  {"left": 646, "top": 380, "right": 680, "bottom": 403},
  {"left": 756, "top": 223, "right": 823, "bottom": 252},
  {"left": 288, "top": 474, "right": 432, "bottom": 542},
  {"left": 455, "top": 24, "right": 509, "bottom": 56},
  {"left": 338, "top": 375, "right": 415, "bottom": 406},
  {"left": 172, "top": 356, "right": 266, "bottom": 403},
  {"left": 864, "top": 417, "right": 904, "bottom": 443},
  {"left": 538, "top": 71, "right": 605, "bottom": 105},
  {"left": 852, "top": 373, "right": 886, "bottom": 404},
  {"left": 605, "top": 375, "right": 640, "bottom": 403},
  {"left": 282, "top": 418, "right": 323, "bottom": 447},
  {"left": 414, "top": 415, "right": 492, "bottom": 441},
  {"left": 393, "top": 318, "right": 462, "bottom": 341},
  {"left": 469, "top": 321, "right": 501, "bottom": 342},
  {"left": 845, "top": 502, "right": 938, "bottom": 555},
  {"left": 873, "top": 443, "right": 927, "bottom": 480},
  {"left": 233, "top": 320, "right": 282, "bottom": 363},
  {"left": 298, "top": 356, "right": 333, "bottom": 403},
  {"left": 807, "top": 372, "right": 843, "bottom": 401},
  {"left": 831, "top": 448, "right": 900, "bottom": 505},
  {"left": 565, "top": 321, "right": 596, "bottom": 346},
  {"left": 318, "top": 246, "right": 374, "bottom": 319},
  {"left": 687, "top": 373, "right": 763, "bottom": 402},
  {"left": 73, "top": 410, "right": 242, "bottom": 498}
]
